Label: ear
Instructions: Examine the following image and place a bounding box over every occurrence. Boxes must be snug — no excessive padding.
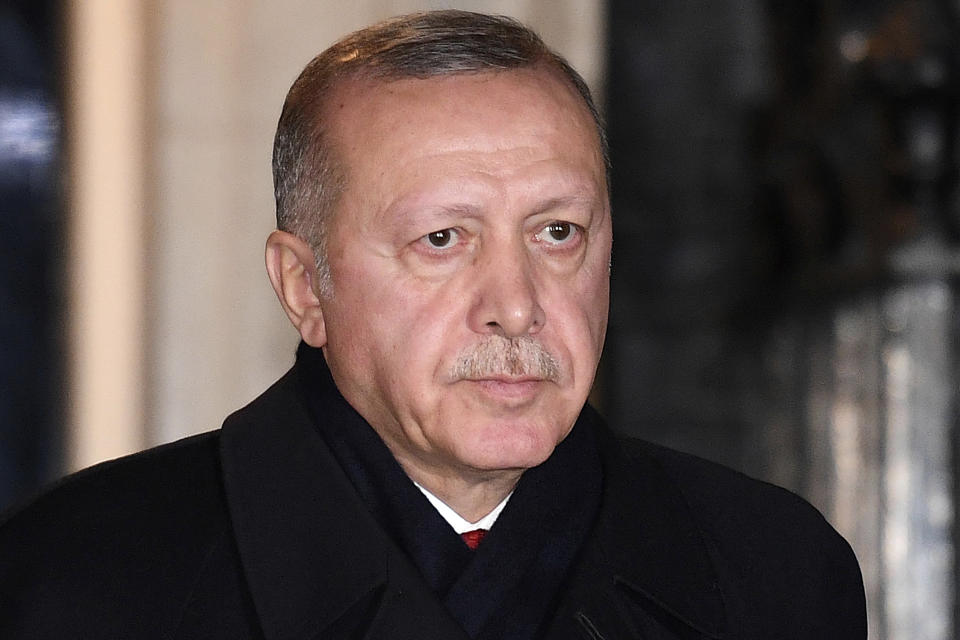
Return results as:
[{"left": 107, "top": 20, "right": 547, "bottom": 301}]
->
[{"left": 265, "top": 230, "right": 327, "bottom": 347}]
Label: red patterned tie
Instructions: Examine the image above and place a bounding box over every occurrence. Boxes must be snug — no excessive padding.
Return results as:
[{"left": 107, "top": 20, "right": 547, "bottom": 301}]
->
[{"left": 461, "top": 528, "right": 487, "bottom": 550}]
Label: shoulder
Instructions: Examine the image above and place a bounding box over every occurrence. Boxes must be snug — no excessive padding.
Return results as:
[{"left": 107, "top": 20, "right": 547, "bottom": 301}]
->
[
  {"left": 616, "top": 436, "right": 866, "bottom": 636},
  {"left": 620, "top": 437, "right": 826, "bottom": 530},
  {"left": 1, "top": 429, "right": 225, "bottom": 539},
  {"left": 0, "top": 430, "right": 234, "bottom": 636},
  {"left": 619, "top": 437, "right": 843, "bottom": 549}
]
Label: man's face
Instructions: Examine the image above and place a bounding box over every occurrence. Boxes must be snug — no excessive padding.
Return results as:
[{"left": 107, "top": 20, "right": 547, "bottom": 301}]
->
[{"left": 317, "top": 68, "right": 611, "bottom": 483}]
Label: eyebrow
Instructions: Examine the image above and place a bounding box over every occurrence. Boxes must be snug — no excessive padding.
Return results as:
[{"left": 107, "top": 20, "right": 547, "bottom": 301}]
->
[
  {"left": 529, "top": 195, "right": 598, "bottom": 216},
  {"left": 417, "top": 196, "right": 596, "bottom": 224},
  {"left": 432, "top": 203, "right": 485, "bottom": 219},
  {"left": 380, "top": 187, "right": 601, "bottom": 232}
]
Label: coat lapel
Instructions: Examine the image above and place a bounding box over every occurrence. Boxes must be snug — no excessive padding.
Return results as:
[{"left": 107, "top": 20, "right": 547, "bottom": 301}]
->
[
  {"left": 545, "top": 419, "right": 728, "bottom": 640},
  {"left": 219, "top": 371, "right": 469, "bottom": 640}
]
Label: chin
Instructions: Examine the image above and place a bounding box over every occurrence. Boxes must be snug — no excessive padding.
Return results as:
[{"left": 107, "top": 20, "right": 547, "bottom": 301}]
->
[{"left": 454, "top": 418, "right": 570, "bottom": 473}]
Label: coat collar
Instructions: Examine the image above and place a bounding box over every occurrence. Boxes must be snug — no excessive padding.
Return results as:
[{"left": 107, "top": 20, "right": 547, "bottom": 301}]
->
[
  {"left": 219, "top": 366, "right": 727, "bottom": 639},
  {"left": 219, "top": 369, "right": 468, "bottom": 640}
]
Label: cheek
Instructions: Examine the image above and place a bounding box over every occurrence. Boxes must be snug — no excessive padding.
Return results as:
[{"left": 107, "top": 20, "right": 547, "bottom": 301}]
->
[
  {"left": 367, "top": 281, "right": 468, "bottom": 377},
  {"left": 324, "top": 270, "right": 411, "bottom": 373},
  {"left": 587, "top": 281, "right": 610, "bottom": 342},
  {"left": 576, "top": 257, "right": 611, "bottom": 339},
  {"left": 546, "top": 280, "right": 608, "bottom": 386},
  {"left": 405, "top": 292, "right": 472, "bottom": 363},
  {"left": 553, "top": 273, "right": 609, "bottom": 340}
]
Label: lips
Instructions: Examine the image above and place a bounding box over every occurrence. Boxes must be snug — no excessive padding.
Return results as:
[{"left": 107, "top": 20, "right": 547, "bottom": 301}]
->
[{"left": 465, "top": 377, "right": 545, "bottom": 403}]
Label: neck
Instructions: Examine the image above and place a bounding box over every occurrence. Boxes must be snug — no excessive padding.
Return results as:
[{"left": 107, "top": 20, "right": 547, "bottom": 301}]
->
[{"left": 399, "top": 464, "right": 522, "bottom": 523}]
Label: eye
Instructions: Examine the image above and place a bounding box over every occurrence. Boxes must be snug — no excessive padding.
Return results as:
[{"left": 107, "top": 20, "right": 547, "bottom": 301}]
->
[
  {"left": 421, "top": 228, "right": 459, "bottom": 250},
  {"left": 535, "top": 221, "right": 580, "bottom": 246}
]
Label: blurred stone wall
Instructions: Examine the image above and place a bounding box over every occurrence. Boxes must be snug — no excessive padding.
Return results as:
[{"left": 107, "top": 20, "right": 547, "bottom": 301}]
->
[{"left": 603, "top": 2, "right": 960, "bottom": 638}]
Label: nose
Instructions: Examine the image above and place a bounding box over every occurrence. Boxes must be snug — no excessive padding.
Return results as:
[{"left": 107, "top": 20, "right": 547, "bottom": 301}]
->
[{"left": 467, "top": 242, "right": 545, "bottom": 337}]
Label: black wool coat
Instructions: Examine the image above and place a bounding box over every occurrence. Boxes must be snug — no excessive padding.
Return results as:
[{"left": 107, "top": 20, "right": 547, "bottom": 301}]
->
[{"left": 0, "top": 367, "right": 866, "bottom": 639}]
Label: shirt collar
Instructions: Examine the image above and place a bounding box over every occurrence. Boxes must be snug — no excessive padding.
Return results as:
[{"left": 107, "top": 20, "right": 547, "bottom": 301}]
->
[{"left": 413, "top": 482, "right": 512, "bottom": 534}]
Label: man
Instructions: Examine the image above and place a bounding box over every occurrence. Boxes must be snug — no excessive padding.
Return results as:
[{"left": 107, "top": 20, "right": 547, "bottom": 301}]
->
[{"left": 0, "top": 10, "right": 865, "bottom": 639}]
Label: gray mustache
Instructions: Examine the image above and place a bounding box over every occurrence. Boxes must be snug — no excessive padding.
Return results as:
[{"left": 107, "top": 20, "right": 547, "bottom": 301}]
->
[{"left": 451, "top": 336, "right": 560, "bottom": 381}]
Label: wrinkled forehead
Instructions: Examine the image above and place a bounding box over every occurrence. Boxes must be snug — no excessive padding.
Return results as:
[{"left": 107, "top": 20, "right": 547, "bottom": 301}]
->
[{"left": 321, "top": 66, "right": 606, "bottom": 188}]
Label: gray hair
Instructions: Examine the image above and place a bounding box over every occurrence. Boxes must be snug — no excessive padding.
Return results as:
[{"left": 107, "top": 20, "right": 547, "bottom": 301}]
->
[{"left": 272, "top": 10, "right": 608, "bottom": 294}]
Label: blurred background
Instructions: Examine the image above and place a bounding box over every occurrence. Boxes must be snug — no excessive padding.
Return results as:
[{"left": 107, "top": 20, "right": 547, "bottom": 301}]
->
[{"left": 1, "top": 1, "right": 957, "bottom": 638}]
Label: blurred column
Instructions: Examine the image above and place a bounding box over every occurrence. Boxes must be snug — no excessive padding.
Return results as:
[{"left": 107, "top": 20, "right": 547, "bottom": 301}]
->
[
  {"left": 65, "top": 1, "right": 148, "bottom": 470},
  {"left": 881, "top": 283, "right": 953, "bottom": 640},
  {"left": 860, "top": 4, "right": 958, "bottom": 634}
]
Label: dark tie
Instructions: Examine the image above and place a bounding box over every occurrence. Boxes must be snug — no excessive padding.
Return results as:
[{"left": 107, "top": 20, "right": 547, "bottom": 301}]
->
[{"left": 460, "top": 528, "right": 487, "bottom": 550}]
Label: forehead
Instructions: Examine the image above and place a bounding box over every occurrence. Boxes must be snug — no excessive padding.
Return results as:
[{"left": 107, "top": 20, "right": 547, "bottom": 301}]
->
[{"left": 322, "top": 67, "right": 605, "bottom": 186}]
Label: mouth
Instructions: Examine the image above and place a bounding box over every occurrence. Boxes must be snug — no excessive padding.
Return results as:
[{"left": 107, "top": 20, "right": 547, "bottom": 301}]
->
[{"left": 463, "top": 376, "right": 545, "bottom": 402}]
